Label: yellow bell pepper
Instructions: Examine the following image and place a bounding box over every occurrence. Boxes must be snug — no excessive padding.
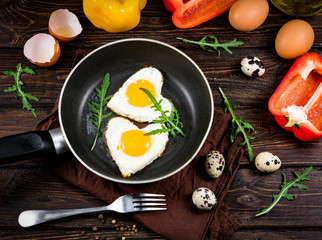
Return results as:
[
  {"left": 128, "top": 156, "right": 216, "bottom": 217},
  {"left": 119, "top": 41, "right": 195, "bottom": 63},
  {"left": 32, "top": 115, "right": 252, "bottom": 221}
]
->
[{"left": 83, "top": 0, "right": 147, "bottom": 33}]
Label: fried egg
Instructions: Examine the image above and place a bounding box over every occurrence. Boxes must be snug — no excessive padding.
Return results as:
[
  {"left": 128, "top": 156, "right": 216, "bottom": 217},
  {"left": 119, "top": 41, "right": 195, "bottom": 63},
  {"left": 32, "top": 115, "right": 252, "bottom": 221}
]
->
[
  {"left": 107, "top": 67, "right": 173, "bottom": 122},
  {"left": 105, "top": 117, "right": 169, "bottom": 177}
]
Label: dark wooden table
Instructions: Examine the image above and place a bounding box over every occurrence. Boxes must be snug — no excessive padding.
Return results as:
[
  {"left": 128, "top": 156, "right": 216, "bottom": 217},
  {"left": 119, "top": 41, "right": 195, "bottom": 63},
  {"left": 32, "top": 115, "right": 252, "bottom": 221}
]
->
[{"left": 0, "top": 1, "right": 321, "bottom": 239}]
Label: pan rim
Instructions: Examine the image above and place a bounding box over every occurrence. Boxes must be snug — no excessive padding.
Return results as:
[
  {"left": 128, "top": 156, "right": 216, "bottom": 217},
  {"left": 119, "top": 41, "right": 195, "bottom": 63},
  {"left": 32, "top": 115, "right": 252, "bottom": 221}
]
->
[{"left": 58, "top": 38, "right": 214, "bottom": 184}]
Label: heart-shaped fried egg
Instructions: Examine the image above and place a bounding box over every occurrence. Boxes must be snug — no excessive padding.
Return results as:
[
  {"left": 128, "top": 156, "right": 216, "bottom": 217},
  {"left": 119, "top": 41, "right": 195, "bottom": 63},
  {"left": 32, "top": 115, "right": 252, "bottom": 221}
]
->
[
  {"left": 105, "top": 117, "right": 169, "bottom": 178},
  {"left": 107, "top": 67, "right": 173, "bottom": 122}
]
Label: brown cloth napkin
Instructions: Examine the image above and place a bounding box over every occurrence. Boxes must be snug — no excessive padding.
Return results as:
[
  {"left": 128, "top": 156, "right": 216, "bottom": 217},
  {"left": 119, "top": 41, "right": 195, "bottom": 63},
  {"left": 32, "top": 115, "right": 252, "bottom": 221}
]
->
[{"left": 34, "top": 50, "right": 244, "bottom": 240}]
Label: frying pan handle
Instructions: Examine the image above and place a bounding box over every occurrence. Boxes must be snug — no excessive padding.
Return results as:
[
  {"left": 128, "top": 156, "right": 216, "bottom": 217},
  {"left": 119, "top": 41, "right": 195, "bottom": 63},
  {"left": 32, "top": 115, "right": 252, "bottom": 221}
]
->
[{"left": 0, "top": 128, "right": 69, "bottom": 165}]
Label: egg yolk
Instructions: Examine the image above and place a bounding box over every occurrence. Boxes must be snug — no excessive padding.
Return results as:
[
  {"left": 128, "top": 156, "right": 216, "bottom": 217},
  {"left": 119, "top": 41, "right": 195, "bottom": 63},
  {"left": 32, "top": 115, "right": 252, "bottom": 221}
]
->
[
  {"left": 117, "top": 130, "right": 151, "bottom": 157},
  {"left": 126, "top": 79, "right": 156, "bottom": 107}
]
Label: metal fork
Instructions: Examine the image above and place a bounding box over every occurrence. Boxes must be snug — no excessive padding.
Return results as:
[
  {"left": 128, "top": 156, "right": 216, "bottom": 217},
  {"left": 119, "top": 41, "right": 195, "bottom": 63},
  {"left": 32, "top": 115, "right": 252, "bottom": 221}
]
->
[{"left": 18, "top": 193, "right": 166, "bottom": 228}]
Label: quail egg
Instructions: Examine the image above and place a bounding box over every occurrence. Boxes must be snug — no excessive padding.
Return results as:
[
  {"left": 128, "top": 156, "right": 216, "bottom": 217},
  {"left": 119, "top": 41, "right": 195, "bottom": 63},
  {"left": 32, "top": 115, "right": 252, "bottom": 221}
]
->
[
  {"left": 255, "top": 152, "right": 281, "bottom": 173},
  {"left": 241, "top": 56, "right": 265, "bottom": 77},
  {"left": 192, "top": 187, "right": 217, "bottom": 210},
  {"left": 204, "top": 150, "right": 225, "bottom": 178}
]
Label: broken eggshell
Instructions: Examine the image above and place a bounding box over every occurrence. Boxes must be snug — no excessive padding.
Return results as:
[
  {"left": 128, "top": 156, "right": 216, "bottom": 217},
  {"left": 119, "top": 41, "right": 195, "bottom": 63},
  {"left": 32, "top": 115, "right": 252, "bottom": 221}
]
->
[
  {"left": 192, "top": 187, "right": 217, "bottom": 210},
  {"left": 23, "top": 33, "right": 61, "bottom": 67},
  {"left": 255, "top": 152, "right": 282, "bottom": 173},
  {"left": 49, "top": 9, "right": 82, "bottom": 42},
  {"left": 204, "top": 150, "right": 225, "bottom": 178}
]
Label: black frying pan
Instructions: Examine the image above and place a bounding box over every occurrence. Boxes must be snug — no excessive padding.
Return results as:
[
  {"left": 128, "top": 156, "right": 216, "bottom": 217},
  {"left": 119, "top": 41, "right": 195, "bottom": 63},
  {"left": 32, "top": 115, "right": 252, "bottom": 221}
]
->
[{"left": 0, "top": 39, "right": 214, "bottom": 184}]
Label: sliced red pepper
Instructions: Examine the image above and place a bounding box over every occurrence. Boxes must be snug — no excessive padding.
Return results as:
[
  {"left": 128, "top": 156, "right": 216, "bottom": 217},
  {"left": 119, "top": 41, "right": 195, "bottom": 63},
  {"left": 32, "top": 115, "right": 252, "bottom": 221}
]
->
[
  {"left": 268, "top": 52, "right": 322, "bottom": 141},
  {"left": 163, "top": 0, "right": 236, "bottom": 29}
]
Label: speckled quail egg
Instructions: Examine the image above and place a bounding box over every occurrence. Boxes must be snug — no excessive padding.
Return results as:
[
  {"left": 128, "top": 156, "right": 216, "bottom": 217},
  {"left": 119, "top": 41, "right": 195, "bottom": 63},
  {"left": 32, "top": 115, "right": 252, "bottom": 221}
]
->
[
  {"left": 241, "top": 56, "right": 265, "bottom": 77},
  {"left": 192, "top": 187, "right": 217, "bottom": 210},
  {"left": 255, "top": 152, "right": 281, "bottom": 173},
  {"left": 204, "top": 150, "right": 225, "bottom": 178}
]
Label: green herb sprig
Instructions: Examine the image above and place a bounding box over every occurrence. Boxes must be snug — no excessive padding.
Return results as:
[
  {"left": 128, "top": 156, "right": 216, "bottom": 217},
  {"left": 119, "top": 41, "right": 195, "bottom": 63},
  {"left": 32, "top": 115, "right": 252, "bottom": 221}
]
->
[
  {"left": 219, "top": 87, "right": 255, "bottom": 165},
  {"left": 88, "top": 73, "right": 113, "bottom": 151},
  {"left": 3, "top": 63, "right": 38, "bottom": 118},
  {"left": 256, "top": 166, "right": 313, "bottom": 217},
  {"left": 140, "top": 88, "right": 187, "bottom": 137},
  {"left": 177, "top": 35, "right": 244, "bottom": 56}
]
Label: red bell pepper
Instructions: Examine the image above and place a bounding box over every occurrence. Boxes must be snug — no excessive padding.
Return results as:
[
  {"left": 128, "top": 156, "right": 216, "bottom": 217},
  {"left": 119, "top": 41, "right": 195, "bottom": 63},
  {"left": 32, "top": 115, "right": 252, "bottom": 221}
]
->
[
  {"left": 163, "top": 0, "right": 236, "bottom": 29},
  {"left": 268, "top": 52, "right": 322, "bottom": 141}
]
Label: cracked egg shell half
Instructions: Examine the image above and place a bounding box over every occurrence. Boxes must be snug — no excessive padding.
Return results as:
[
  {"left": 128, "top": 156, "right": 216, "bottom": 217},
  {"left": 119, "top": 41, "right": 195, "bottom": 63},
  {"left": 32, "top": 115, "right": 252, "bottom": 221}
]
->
[
  {"left": 49, "top": 9, "right": 82, "bottom": 42},
  {"left": 23, "top": 33, "right": 61, "bottom": 67},
  {"left": 107, "top": 67, "right": 173, "bottom": 123},
  {"left": 105, "top": 117, "right": 169, "bottom": 178}
]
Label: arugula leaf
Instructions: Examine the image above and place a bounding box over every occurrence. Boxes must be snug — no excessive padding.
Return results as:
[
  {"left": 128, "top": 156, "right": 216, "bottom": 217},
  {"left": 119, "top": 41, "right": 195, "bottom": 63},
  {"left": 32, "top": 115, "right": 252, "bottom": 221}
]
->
[
  {"left": 87, "top": 73, "right": 113, "bottom": 151},
  {"left": 177, "top": 35, "right": 243, "bottom": 56},
  {"left": 218, "top": 87, "right": 255, "bottom": 165},
  {"left": 3, "top": 63, "right": 38, "bottom": 118},
  {"left": 255, "top": 166, "right": 313, "bottom": 217},
  {"left": 140, "top": 88, "right": 187, "bottom": 137}
]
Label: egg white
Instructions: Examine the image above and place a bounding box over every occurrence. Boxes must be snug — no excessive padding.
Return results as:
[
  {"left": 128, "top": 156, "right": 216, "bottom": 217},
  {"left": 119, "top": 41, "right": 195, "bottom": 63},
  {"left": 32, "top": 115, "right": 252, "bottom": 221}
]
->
[
  {"left": 107, "top": 67, "right": 173, "bottom": 122},
  {"left": 105, "top": 117, "right": 169, "bottom": 178}
]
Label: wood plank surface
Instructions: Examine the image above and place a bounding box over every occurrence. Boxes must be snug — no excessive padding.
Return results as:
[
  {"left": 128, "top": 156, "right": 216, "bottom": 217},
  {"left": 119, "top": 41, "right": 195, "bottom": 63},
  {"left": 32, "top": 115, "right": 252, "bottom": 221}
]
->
[
  {"left": 0, "top": 0, "right": 321, "bottom": 239},
  {"left": 0, "top": 167, "right": 321, "bottom": 227}
]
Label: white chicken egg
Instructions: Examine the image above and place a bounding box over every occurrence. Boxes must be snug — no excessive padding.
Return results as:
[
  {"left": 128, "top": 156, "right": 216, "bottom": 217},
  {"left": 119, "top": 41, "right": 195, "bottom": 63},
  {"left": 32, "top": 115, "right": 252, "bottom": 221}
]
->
[
  {"left": 105, "top": 117, "right": 169, "bottom": 178},
  {"left": 107, "top": 67, "right": 173, "bottom": 122}
]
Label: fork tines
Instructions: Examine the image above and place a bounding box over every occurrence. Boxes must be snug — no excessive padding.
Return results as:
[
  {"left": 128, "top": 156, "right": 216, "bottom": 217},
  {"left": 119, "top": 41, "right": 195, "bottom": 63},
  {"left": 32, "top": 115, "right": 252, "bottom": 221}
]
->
[{"left": 132, "top": 193, "right": 167, "bottom": 211}]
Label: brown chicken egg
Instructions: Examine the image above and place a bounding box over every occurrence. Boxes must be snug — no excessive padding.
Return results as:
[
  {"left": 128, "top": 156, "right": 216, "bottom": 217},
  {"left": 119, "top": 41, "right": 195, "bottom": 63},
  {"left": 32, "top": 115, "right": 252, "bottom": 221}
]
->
[
  {"left": 275, "top": 19, "right": 314, "bottom": 59},
  {"left": 49, "top": 9, "right": 82, "bottom": 42},
  {"left": 23, "top": 33, "right": 61, "bottom": 67},
  {"left": 229, "top": 0, "right": 269, "bottom": 32}
]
